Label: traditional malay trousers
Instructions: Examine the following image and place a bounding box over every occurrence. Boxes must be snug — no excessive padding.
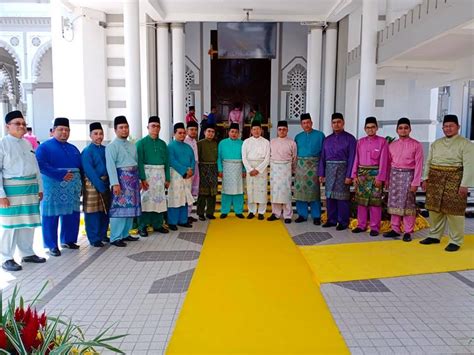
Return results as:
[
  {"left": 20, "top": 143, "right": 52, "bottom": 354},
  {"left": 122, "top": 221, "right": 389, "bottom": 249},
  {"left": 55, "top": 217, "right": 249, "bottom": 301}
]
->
[
  {"left": 269, "top": 135, "right": 297, "bottom": 221},
  {"left": 242, "top": 135, "right": 270, "bottom": 216},
  {"left": 386, "top": 135, "right": 423, "bottom": 238},
  {"left": 422, "top": 122, "right": 474, "bottom": 249},
  {"left": 197, "top": 138, "right": 218, "bottom": 219},
  {"left": 81, "top": 130, "right": 110, "bottom": 246},
  {"left": 106, "top": 134, "right": 141, "bottom": 243},
  {"left": 167, "top": 139, "right": 195, "bottom": 227},
  {"left": 0, "top": 114, "right": 44, "bottom": 270},
  {"left": 136, "top": 134, "right": 170, "bottom": 233},
  {"left": 319, "top": 130, "right": 357, "bottom": 229},
  {"left": 36, "top": 121, "right": 82, "bottom": 253},
  {"left": 184, "top": 127, "right": 199, "bottom": 217},
  {"left": 294, "top": 129, "right": 325, "bottom": 222},
  {"left": 217, "top": 137, "right": 244, "bottom": 216},
  {"left": 351, "top": 134, "right": 389, "bottom": 234}
]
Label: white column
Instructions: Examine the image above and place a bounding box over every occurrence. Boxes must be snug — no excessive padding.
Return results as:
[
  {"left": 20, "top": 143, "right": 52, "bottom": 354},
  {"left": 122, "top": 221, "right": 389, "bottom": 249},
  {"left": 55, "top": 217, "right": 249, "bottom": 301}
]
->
[
  {"left": 322, "top": 24, "right": 337, "bottom": 135},
  {"left": 123, "top": 0, "right": 142, "bottom": 140},
  {"left": 385, "top": 0, "right": 394, "bottom": 24},
  {"left": 307, "top": 25, "right": 323, "bottom": 129},
  {"left": 359, "top": 0, "right": 378, "bottom": 136},
  {"left": 171, "top": 23, "right": 185, "bottom": 124},
  {"left": 305, "top": 30, "right": 312, "bottom": 115},
  {"left": 157, "top": 23, "right": 171, "bottom": 142},
  {"left": 23, "top": 83, "right": 35, "bottom": 129}
]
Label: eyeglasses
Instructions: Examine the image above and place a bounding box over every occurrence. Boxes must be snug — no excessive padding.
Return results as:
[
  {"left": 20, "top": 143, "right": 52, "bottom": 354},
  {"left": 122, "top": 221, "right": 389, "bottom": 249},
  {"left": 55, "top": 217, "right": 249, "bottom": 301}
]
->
[{"left": 8, "top": 122, "right": 27, "bottom": 127}]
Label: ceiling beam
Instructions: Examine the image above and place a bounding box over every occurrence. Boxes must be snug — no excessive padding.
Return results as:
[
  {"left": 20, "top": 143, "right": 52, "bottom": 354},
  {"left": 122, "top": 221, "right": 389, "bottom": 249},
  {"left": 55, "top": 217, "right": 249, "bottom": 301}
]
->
[{"left": 146, "top": 0, "right": 166, "bottom": 21}]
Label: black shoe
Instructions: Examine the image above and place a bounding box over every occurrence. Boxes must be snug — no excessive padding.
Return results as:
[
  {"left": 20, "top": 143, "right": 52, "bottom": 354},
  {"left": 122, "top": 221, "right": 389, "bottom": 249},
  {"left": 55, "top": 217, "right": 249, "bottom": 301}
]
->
[
  {"left": 220, "top": 214, "right": 228, "bottom": 219},
  {"left": 267, "top": 214, "right": 279, "bottom": 221},
  {"left": 61, "top": 243, "right": 80, "bottom": 249},
  {"left": 156, "top": 227, "right": 169, "bottom": 234},
  {"left": 284, "top": 218, "right": 292, "bottom": 224},
  {"left": 2, "top": 260, "right": 22, "bottom": 272},
  {"left": 445, "top": 243, "right": 460, "bottom": 252},
  {"left": 124, "top": 235, "right": 139, "bottom": 242},
  {"left": 198, "top": 215, "right": 206, "bottom": 221},
  {"left": 419, "top": 237, "right": 441, "bottom": 245},
  {"left": 236, "top": 214, "right": 245, "bottom": 219},
  {"left": 206, "top": 215, "right": 216, "bottom": 220},
  {"left": 92, "top": 241, "right": 104, "bottom": 247},
  {"left": 402, "top": 233, "right": 412, "bottom": 242},
  {"left": 22, "top": 255, "right": 46, "bottom": 263},
  {"left": 178, "top": 223, "right": 193, "bottom": 228},
  {"left": 369, "top": 230, "right": 379, "bottom": 237},
  {"left": 168, "top": 224, "right": 178, "bottom": 231},
  {"left": 322, "top": 222, "right": 337, "bottom": 228},
  {"left": 383, "top": 230, "right": 401, "bottom": 238},
  {"left": 313, "top": 218, "right": 321, "bottom": 226},
  {"left": 336, "top": 224, "right": 347, "bottom": 231},
  {"left": 102, "top": 238, "right": 110, "bottom": 243},
  {"left": 49, "top": 247, "right": 61, "bottom": 257},
  {"left": 138, "top": 229, "right": 149, "bottom": 237},
  {"left": 294, "top": 216, "right": 307, "bottom": 223},
  {"left": 188, "top": 216, "right": 198, "bottom": 223},
  {"left": 258, "top": 214, "right": 265, "bottom": 220},
  {"left": 247, "top": 213, "right": 255, "bottom": 219},
  {"left": 111, "top": 240, "right": 127, "bottom": 247},
  {"left": 352, "top": 227, "right": 366, "bottom": 233}
]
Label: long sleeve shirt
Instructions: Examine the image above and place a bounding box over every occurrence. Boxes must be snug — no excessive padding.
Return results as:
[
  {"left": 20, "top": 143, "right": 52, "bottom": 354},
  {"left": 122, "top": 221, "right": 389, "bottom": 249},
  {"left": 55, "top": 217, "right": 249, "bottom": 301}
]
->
[
  {"left": 184, "top": 136, "right": 199, "bottom": 163},
  {"left": 228, "top": 109, "right": 243, "bottom": 125},
  {"left": 294, "top": 129, "right": 325, "bottom": 157},
  {"left": 136, "top": 135, "right": 170, "bottom": 182},
  {"left": 0, "top": 134, "right": 43, "bottom": 197},
  {"left": 270, "top": 137, "right": 297, "bottom": 172},
  {"left": 81, "top": 143, "right": 108, "bottom": 193},
  {"left": 36, "top": 137, "right": 82, "bottom": 181},
  {"left": 318, "top": 130, "right": 357, "bottom": 178},
  {"left": 197, "top": 139, "right": 218, "bottom": 163},
  {"left": 388, "top": 137, "right": 424, "bottom": 187},
  {"left": 185, "top": 113, "right": 198, "bottom": 124},
  {"left": 217, "top": 138, "right": 243, "bottom": 172},
  {"left": 168, "top": 140, "right": 195, "bottom": 177},
  {"left": 242, "top": 136, "right": 270, "bottom": 174},
  {"left": 423, "top": 134, "right": 474, "bottom": 187},
  {"left": 351, "top": 135, "right": 389, "bottom": 181},
  {"left": 23, "top": 133, "right": 39, "bottom": 150},
  {"left": 105, "top": 138, "right": 138, "bottom": 186}
]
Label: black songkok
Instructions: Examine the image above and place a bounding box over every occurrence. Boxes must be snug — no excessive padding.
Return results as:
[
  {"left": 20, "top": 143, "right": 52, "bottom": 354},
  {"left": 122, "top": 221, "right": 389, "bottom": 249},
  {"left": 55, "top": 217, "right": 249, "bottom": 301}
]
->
[
  {"left": 206, "top": 123, "right": 216, "bottom": 130},
  {"left": 148, "top": 116, "right": 160, "bottom": 124},
  {"left": 189, "top": 106, "right": 195, "bottom": 111},
  {"left": 53, "top": 117, "right": 70, "bottom": 128},
  {"left": 114, "top": 115, "right": 128, "bottom": 129},
  {"left": 187, "top": 121, "right": 198, "bottom": 128},
  {"left": 365, "top": 116, "right": 378, "bottom": 127},
  {"left": 251, "top": 121, "right": 262, "bottom": 128},
  {"left": 229, "top": 123, "right": 240, "bottom": 130},
  {"left": 331, "top": 112, "right": 344, "bottom": 121},
  {"left": 443, "top": 114, "right": 459, "bottom": 125},
  {"left": 277, "top": 120, "right": 288, "bottom": 128},
  {"left": 89, "top": 122, "right": 103, "bottom": 132},
  {"left": 300, "top": 113, "right": 311, "bottom": 121},
  {"left": 174, "top": 122, "right": 185, "bottom": 132},
  {"left": 397, "top": 117, "right": 411, "bottom": 128},
  {"left": 5, "top": 110, "right": 23, "bottom": 124}
]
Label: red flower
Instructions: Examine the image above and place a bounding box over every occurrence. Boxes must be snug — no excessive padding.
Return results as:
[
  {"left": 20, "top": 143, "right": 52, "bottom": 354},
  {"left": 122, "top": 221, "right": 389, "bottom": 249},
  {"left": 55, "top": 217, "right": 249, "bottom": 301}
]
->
[
  {"left": 14, "top": 306, "right": 25, "bottom": 322},
  {"left": 39, "top": 311, "right": 47, "bottom": 328},
  {"left": 0, "top": 328, "right": 7, "bottom": 349},
  {"left": 23, "top": 306, "right": 33, "bottom": 325},
  {"left": 21, "top": 313, "right": 42, "bottom": 351}
]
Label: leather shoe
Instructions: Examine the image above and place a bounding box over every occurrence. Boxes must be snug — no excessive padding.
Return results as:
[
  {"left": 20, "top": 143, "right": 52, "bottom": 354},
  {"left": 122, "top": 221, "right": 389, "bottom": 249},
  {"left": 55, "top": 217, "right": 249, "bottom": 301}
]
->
[
  {"left": 124, "top": 235, "right": 139, "bottom": 241},
  {"left": 369, "top": 230, "right": 379, "bottom": 237},
  {"left": 206, "top": 215, "right": 216, "bottom": 220},
  {"left": 49, "top": 248, "right": 61, "bottom": 257},
  {"left": 267, "top": 214, "right": 278, "bottom": 221},
  {"left": 198, "top": 215, "right": 206, "bottom": 221},
  {"left": 168, "top": 224, "right": 178, "bottom": 231},
  {"left": 402, "top": 233, "right": 412, "bottom": 242},
  {"left": 92, "top": 241, "right": 104, "bottom": 247},
  {"left": 419, "top": 237, "right": 440, "bottom": 245},
  {"left": 313, "top": 218, "right": 321, "bottom": 225},
  {"left": 178, "top": 223, "right": 193, "bottom": 228},
  {"left": 258, "top": 214, "right": 265, "bottom": 220},
  {"left": 102, "top": 238, "right": 110, "bottom": 243},
  {"left": 445, "top": 243, "right": 460, "bottom": 252},
  {"left": 247, "top": 213, "right": 255, "bottom": 219},
  {"left": 220, "top": 214, "right": 228, "bottom": 219},
  {"left": 294, "top": 216, "right": 307, "bottom": 223},
  {"left": 284, "top": 218, "right": 292, "bottom": 224},
  {"left": 2, "top": 260, "right": 22, "bottom": 272},
  {"left": 322, "top": 222, "right": 337, "bottom": 228},
  {"left": 138, "top": 229, "right": 148, "bottom": 237},
  {"left": 383, "top": 230, "right": 401, "bottom": 238},
  {"left": 156, "top": 227, "right": 169, "bottom": 234},
  {"left": 352, "top": 227, "right": 366, "bottom": 233},
  {"left": 22, "top": 255, "right": 46, "bottom": 263},
  {"left": 236, "top": 214, "right": 245, "bottom": 219},
  {"left": 111, "top": 240, "right": 127, "bottom": 247},
  {"left": 336, "top": 224, "right": 347, "bottom": 231},
  {"left": 188, "top": 216, "right": 198, "bottom": 223},
  {"left": 61, "top": 243, "right": 80, "bottom": 249}
]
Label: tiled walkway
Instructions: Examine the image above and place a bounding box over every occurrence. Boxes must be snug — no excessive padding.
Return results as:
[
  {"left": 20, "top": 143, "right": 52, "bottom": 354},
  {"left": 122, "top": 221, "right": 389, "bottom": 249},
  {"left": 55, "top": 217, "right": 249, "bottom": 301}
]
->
[{"left": 1, "top": 217, "right": 473, "bottom": 354}]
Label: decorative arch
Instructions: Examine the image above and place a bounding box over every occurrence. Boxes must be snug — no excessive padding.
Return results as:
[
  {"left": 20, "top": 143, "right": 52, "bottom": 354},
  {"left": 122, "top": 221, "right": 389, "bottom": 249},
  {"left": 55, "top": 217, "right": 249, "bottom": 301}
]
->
[
  {"left": 0, "top": 39, "right": 21, "bottom": 78},
  {"left": 31, "top": 40, "right": 52, "bottom": 83},
  {"left": 286, "top": 62, "right": 307, "bottom": 121},
  {"left": 184, "top": 65, "right": 196, "bottom": 111}
]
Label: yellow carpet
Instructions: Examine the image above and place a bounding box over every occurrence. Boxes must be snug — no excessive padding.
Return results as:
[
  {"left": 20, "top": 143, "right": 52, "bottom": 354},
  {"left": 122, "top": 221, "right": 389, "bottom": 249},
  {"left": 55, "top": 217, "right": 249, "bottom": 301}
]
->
[
  {"left": 166, "top": 217, "right": 348, "bottom": 355},
  {"left": 301, "top": 235, "right": 474, "bottom": 284}
]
